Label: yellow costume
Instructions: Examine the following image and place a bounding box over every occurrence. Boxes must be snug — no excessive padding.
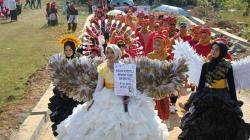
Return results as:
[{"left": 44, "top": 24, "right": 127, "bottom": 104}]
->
[{"left": 97, "top": 62, "right": 114, "bottom": 89}]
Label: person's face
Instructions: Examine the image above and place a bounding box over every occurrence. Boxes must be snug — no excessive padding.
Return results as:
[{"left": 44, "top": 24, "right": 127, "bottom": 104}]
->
[
  {"left": 64, "top": 46, "right": 74, "bottom": 58},
  {"left": 201, "top": 32, "right": 209, "bottom": 40},
  {"left": 192, "top": 30, "right": 201, "bottom": 40},
  {"left": 154, "top": 24, "right": 160, "bottom": 31},
  {"left": 169, "top": 23, "right": 176, "bottom": 30},
  {"left": 127, "top": 10, "right": 132, "bottom": 16},
  {"left": 180, "top": 26, "right": 187, "bottom": 34},
  {"left": 149, "top": 15, "right": 154, "bottom": 21},
  {"left": 105, "top": 48, "right": 116, "bottom": 63},
  {"left": 153, "top": 39, "right": 162, "bottom": 51},
  {"left": 211, "top": 44, "right": 220, "bottom": 58}
]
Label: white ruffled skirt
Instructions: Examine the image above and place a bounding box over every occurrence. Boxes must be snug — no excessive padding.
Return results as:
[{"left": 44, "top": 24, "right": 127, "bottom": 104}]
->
[{"left": 56, "top": 88, "right": 168, "bottom": 140}]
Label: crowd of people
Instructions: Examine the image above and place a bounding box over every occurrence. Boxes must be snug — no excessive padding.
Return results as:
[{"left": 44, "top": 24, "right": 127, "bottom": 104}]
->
[
  {"left": 23, "top": 0, "right": 41, "bottom": 9},
  {"left": 0, "top": 0, "right": 21, "bottom": 21},
  {"left": 47, "top": 3, "right": 250, "bottom": 140}
]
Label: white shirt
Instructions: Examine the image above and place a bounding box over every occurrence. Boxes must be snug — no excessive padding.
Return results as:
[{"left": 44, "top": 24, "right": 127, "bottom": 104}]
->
[{"left": 7, "top": 0, "right": 16, "bottom": 10}]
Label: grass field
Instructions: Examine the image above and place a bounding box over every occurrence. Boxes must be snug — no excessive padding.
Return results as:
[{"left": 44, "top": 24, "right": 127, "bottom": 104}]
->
[
  {"left": 220, "top": 10, "right": 250, "bottom": 39},
  {"left": 0, "top": 1, "right": 88, "bottom": 106}
]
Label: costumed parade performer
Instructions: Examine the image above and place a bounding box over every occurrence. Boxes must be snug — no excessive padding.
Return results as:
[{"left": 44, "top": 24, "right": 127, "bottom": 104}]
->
[
  {"left": 48, "top": 43, "right": 188, "bottom": 140},
  {"left": 148, "top": 35, "right": 171, "bottom": 128},
  {"left": 173, "top": 39, "right": 250, "bottom": 140},
  {"left": 48, "top": 35, "right": 82, "bottom": 136}
]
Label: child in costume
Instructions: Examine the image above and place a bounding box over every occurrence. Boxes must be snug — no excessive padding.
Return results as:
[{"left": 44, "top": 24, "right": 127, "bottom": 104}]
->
[
  {"left": 48, "top": 35, "right": 82, "bottom": 136},
  {"left": 179, "top": 40, "right": 250, "bottom": 140},
  {"left": 148, "top": 35, "right": 171, "bottom": 128}
]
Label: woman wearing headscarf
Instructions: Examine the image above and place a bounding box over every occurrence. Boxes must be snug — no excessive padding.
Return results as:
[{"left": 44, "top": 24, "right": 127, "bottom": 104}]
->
[
  {"left": 179, "top": 40, "right": 250, "bottom": 140},
  {"left": 148, "top": 35, "right": 171, "bottom": 128},
  {"left": 56, "top": 44, "right": 168, "bottom": 140},
  {"left": 48, "top": 35, "right": 82, "bottom": 136}
]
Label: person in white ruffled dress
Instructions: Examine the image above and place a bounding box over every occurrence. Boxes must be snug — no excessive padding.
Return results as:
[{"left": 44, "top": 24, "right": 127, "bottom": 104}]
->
[{"left": 56, "top": 44, "right": 168, "bottom": 140}]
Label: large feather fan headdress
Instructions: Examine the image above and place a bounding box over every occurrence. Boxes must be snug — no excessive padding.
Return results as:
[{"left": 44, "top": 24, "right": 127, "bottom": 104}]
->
[{"left": 58, "top": 34, "right": 82, "bottom": 47}]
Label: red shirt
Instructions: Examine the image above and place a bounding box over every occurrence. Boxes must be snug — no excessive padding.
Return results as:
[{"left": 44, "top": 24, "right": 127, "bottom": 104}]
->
[
  {"left": 194, "top": 43, "right": 233, "bottom": 60},
  {"left": 188, "top": 39, "right": 199, "bottom": 48},
  {"left": 180, "top": 35, "right": 192, "bottom": 42},
  {"left": 193, "top": 43, "right": 211, "bottom": 57}
]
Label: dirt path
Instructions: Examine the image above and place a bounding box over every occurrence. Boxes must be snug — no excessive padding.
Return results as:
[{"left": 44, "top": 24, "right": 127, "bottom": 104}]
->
[{"left": 0, "top": 68, "right": 51, "bottom": 140}]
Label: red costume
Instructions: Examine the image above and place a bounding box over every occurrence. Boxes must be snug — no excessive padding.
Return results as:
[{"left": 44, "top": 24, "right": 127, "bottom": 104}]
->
[
  {"left": 137, "top": 19, "right": 151, "bottom": 49},
  {"left": 193, "top": 27, "right": 232, "bottom": 60},
  {"left": 168, "top": 17, "right": 178, "bottom": 38},
  {"left": 188, "top": 25, "right": 202, "bottom": 47},
  {"left": 144, "top": 21, "right": 167, "bottom": 55},
  {"left": 193, "top": 27, "right": 212, "bottom": 57},
  {"left": 147, "top": 35, "right": 171, "bottom": 121}
]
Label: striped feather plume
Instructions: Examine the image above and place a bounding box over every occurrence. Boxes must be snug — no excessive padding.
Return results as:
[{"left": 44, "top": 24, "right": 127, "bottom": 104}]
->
[{"left": 48, "top": 54, "right": 104, "bottom": 102}]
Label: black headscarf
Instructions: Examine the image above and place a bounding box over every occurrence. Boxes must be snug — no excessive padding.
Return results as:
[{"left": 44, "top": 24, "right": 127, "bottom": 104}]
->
[
  {"left": 207, "top": 41, "right": 228, "bottom": 72},
  {"left": 64, "top": 41, "right": 76, "bottom": 59}
]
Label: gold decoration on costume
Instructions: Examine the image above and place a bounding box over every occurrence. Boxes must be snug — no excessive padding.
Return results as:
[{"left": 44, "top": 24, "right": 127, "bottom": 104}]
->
[{"left": 58, "top": 34, "right": 81, "bottom": 47}]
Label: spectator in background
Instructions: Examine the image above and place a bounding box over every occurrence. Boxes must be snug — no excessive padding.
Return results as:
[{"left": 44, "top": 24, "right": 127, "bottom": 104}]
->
[
  {"left": 8, "top": 0, "right": 17, "bottom": 21},
  {"left": 65, "top": 1, "right": 70, "bottom": 20},
  {"left": 67, "top": 4, "right": 78, "bottom": 32},
  {"left": 30, "top": 0, "right": 35, "bottom": 9},
  {"left": 36, "top": 0, "right": 41, "bottom": 9},
  {"left": 148, "top": 0, "right": 154, "bottom": 6},
  {"left": 46, "top": 2, "right": 50, "bottom": 24},
  {"left": 48, "top": 2, "right": 58, "bottom": 26},
  {"left": 16, "top": 0, "right": 22, "bottom": 15},
  {"left": 87, "top": 0, "right": 93, "bottom": 14},
  {"left": 24, "top": 0, "right": 30, "bottom": 8}
]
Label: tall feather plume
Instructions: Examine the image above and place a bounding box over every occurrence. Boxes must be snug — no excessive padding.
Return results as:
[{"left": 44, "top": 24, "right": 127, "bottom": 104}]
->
[
  {"left": 232, "top": 56, "right": 250, "bottom": 90},
  {"left": 98, "top": 20, "right": 102, "bottom": 31},
  {"left": 118, "top": 22, "right": 126, "bottom": 33},
  {"left": 109, "top": 19, "right": 116, "bottom": 32},
  {"left": 104, "top": 19, "right": 108, "bottom": 31}
]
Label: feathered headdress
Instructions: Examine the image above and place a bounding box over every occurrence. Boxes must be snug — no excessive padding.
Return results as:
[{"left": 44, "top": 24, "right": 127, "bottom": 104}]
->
[{"left": 58, "top": 34, "right": 81, "bottom": 47}]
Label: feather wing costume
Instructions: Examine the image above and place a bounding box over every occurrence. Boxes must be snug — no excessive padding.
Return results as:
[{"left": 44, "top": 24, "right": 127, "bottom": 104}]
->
[
  {"left": 173, "top": 40, "right": 250, "bottom": 90},
  {"left": 48, "top": 55, "right": 188, "bottom": 102}
]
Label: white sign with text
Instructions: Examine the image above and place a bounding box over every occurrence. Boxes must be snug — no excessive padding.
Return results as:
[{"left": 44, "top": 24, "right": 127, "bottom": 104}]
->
[{"left": 114, "top": 63, "right": 137, "bottom": 96}]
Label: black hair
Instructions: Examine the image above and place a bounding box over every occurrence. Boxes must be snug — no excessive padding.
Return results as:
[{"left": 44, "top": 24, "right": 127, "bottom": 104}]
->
[{"left": 64, "top": 41, "right": 76, "bottom": 59}]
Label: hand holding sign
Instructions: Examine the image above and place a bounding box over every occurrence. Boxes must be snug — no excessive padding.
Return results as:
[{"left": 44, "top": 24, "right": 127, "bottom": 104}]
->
[{"left": 114, "top": 63, "right": 136, "bottom": 112}]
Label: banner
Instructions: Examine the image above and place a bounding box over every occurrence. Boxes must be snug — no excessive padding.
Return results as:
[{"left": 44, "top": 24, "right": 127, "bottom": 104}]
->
[{"left": 114, "top": 63, "right": 137, "bottom": 96}]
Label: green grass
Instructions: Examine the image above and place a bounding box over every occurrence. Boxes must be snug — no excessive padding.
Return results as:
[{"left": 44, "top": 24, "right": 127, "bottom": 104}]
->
[
  {"left": 0, "top": 1, "right": 88, "bottom": 106},
  {"left": 220, "top": 10, "right": 250, "bottom": 39}
]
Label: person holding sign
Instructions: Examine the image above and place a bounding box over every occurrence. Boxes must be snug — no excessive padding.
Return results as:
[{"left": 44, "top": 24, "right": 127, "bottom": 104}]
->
[
  {"left": 56, "top": 44, "right": 168, "bottom": 140},
  {"left": 148, "top": 35, "right": 172, "bottom": 128}
]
